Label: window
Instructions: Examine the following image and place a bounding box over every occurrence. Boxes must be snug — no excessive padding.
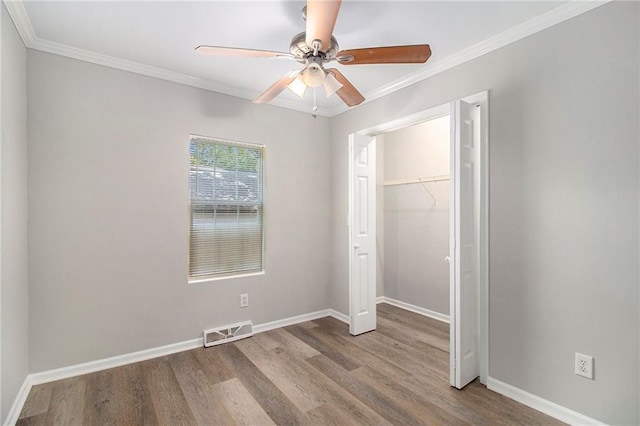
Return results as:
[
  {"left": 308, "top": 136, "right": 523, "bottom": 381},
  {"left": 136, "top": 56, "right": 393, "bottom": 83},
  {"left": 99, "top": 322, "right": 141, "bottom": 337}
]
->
[{"left": 189, "top": 136, "right": 264, "bottom": 281}]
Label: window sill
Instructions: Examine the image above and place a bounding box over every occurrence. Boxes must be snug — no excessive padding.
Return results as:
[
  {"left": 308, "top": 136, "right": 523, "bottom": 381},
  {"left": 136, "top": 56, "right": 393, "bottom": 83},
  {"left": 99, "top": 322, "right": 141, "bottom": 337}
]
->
[{"left": 188, "top": 270, "right": 265, "bottom": 285}]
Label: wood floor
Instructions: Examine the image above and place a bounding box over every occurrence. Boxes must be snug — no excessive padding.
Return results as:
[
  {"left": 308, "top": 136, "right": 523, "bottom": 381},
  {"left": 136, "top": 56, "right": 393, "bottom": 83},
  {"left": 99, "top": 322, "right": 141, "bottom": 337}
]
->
[{"left": 17, "top": 303, "right": 562, "bottom": 425}]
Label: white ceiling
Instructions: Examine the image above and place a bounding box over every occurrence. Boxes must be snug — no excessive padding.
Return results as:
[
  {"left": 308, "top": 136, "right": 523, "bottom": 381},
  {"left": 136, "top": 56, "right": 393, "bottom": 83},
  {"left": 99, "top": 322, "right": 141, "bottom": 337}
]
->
[{"left": 10, "top": 0, "right": 599, "bottom": 116}]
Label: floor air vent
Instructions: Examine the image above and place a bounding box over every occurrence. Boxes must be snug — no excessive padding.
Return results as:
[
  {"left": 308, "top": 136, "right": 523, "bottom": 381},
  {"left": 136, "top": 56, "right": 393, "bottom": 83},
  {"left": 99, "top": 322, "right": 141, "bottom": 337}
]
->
[{"left": 203, "top": 321, "right": 253, "bottom": 347}]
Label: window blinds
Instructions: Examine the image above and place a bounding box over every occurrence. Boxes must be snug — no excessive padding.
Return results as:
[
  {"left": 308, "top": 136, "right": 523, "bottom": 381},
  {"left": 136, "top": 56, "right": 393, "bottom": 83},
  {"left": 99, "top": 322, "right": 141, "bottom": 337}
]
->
[{"left": 189, "top": 136, "right": 264, "bottom": 280}]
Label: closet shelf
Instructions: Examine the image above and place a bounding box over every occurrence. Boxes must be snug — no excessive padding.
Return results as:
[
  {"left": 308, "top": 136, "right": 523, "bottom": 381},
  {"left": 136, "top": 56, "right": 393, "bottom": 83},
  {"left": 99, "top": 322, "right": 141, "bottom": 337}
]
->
[{"left": 382, "top": 175, "right": 450, "bottom": 187}]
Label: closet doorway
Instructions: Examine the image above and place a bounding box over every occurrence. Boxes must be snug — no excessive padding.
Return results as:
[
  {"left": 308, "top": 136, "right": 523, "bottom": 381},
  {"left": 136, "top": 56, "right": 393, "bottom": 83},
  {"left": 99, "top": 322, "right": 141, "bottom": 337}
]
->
[
  {"left": 379, "top": 115, "right": 451, "bottom": 324},
  {"left": 348, "top": 92, "right": 488, "bottom": 388}
]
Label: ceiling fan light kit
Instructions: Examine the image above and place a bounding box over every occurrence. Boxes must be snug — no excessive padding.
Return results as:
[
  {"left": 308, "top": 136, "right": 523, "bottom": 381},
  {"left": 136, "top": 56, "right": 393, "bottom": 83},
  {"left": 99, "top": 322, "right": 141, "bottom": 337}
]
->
[
  {"left": 195, "top": 0, "right": 432, "bottom": 113},
  {"left": 322, "top": 71, "right": 343, "bottom": 97},
  {"left": 288, "top": 73, "right": 308, "bottom": 98},
  {"left": 302, "top": 60, "right": 325, "bottom": 88}
]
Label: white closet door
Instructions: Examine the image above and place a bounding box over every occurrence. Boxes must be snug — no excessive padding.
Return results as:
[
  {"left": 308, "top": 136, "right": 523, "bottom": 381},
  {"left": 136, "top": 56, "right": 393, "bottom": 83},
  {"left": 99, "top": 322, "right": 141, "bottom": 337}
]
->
[
  {"left": 450, "top": 99, "right": 481, "bottom": 388},
  {"left": 349, "top": 133, "right": 377, "bottom": 335}
]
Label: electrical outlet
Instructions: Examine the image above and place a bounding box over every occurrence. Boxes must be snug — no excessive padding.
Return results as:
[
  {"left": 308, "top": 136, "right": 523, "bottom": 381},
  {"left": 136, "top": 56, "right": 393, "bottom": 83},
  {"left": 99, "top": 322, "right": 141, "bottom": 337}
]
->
[
  {"left": 575, "top": 353, "right": 594, "bottom": 380},
  {"left": 240, "top": 293, "right": 249, "bottom": 308}
]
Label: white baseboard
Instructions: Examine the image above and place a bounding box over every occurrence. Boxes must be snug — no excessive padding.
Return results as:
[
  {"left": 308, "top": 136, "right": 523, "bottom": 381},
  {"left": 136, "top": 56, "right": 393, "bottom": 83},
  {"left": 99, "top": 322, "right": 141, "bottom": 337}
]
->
[
  {"left": 4, "top": 377, "right": 32, "bottom": 426},
  {"left": 253, "top": 308, "right": 345, "bottom": 333},
  {"left": 29, "top": 338, "right": 202, "bottom": 386},
  {"left": 487, "top": 377, "right": 605, "bottom": 426},
  {"left": 5, "top": 308, "right": 349, "bottom": 425},
  {"left": 328, "top": 309, "right": 350, "bottom": 324},
  {"left": 377, "top": 296, "right": 450, "bottom": 324}
]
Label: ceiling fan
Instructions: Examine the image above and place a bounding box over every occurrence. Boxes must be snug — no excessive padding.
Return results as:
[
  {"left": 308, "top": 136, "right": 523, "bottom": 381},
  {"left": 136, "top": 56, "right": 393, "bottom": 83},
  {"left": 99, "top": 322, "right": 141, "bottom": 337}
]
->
[{"left": 195, "top": 0, "right": 431, "bottom": 110}]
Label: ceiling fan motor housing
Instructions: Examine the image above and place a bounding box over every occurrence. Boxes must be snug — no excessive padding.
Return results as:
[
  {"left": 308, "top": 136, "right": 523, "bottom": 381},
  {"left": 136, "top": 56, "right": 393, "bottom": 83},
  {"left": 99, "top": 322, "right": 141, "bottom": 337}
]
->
[{"left": 289, "top": 32, "right": 339, "bottom": 61}]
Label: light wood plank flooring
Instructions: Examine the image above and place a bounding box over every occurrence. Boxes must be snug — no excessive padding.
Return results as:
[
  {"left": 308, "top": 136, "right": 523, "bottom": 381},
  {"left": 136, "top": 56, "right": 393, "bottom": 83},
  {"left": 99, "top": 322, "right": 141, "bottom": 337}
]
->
[{"left": 17, "top": 304, "right": 563, "bottom": 425}]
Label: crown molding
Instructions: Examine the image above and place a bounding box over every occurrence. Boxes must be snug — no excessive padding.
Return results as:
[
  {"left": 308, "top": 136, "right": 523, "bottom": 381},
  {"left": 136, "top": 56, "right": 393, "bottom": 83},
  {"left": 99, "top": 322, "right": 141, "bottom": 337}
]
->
[
  {"left": 2, "top": 0, "right": 332, "bottom": 117},
  {"left": 27, "top": 37, "right": 333, "bottom": 117},
  {"left": 325, "top": 0, "right": 611, "bottom": 117},
  {"left": 4, "top": 0, "right": 609, "bottom": 118},
  {"left": 2, "top": 0, "right": 35, "bottom": 45}
]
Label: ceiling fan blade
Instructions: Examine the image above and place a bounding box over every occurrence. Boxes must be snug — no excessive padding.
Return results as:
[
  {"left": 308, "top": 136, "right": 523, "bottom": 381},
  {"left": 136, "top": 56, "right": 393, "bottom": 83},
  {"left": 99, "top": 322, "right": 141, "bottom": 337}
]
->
[
  {"left": 337, "top": 44, "right": 431, "bottom": 65},
  {"left": 253, "top": 71, "right": 299, "bottom": 104},
  {"left": 195, "top": 45, "right": 294, "bottom": 60},
  {"left": 305, "top": 0, "right": 342, "bottom": 52},
  {"left": 327, "top": 68, "right": 364, "bottom": 107}
]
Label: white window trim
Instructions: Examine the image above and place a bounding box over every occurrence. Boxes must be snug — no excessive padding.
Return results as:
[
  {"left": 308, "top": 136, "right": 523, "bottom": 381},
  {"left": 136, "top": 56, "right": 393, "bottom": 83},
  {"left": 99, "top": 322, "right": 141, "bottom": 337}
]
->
[{"left": 188, "top": 135, "right": 266, "bottom": 282}]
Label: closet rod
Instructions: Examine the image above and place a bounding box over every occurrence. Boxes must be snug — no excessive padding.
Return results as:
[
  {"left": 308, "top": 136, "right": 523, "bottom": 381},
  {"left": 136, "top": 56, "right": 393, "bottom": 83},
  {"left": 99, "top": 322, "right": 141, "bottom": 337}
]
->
[{"left": 382, "top": 175, "right": 450, "bottom": 187}]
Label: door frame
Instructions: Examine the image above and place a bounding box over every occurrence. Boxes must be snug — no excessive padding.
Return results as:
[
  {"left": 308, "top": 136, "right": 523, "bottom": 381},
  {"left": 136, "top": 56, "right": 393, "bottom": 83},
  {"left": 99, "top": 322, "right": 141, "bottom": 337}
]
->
[{"left": 347, "top": 91, "right": 489, "bottom": 384}]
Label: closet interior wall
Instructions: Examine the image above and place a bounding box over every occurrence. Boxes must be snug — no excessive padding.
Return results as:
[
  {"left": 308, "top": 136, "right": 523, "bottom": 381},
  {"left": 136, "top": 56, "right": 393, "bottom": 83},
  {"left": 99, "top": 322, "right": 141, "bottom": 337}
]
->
[{"left": 378, "top": 116, "right": 451, "bottom": 317}]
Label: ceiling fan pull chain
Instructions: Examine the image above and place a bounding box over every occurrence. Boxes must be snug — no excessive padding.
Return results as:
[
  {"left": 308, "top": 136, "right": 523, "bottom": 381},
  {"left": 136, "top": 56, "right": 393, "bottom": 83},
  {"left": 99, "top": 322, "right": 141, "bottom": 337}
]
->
[{"left": 312, "top": 87, "right": 318, "bottom": 118}]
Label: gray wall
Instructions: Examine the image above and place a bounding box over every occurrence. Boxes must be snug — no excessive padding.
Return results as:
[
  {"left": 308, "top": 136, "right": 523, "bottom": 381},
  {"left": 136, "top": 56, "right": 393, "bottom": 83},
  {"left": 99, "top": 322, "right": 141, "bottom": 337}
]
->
[
  {"left": 382, "top": 118, "right": 450, "bottom": 315},
  {"left": 1, "top": 4, "right": 29, "bottom": 421},
  {"left": 330, "top": 2, "right": 639, "bottom": 424},
  {"left": 5, "top": 2, "right": 640, "bottom": 424},
  {"left": 27, "top": 50, "right": 332, "bottom": 372}
]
